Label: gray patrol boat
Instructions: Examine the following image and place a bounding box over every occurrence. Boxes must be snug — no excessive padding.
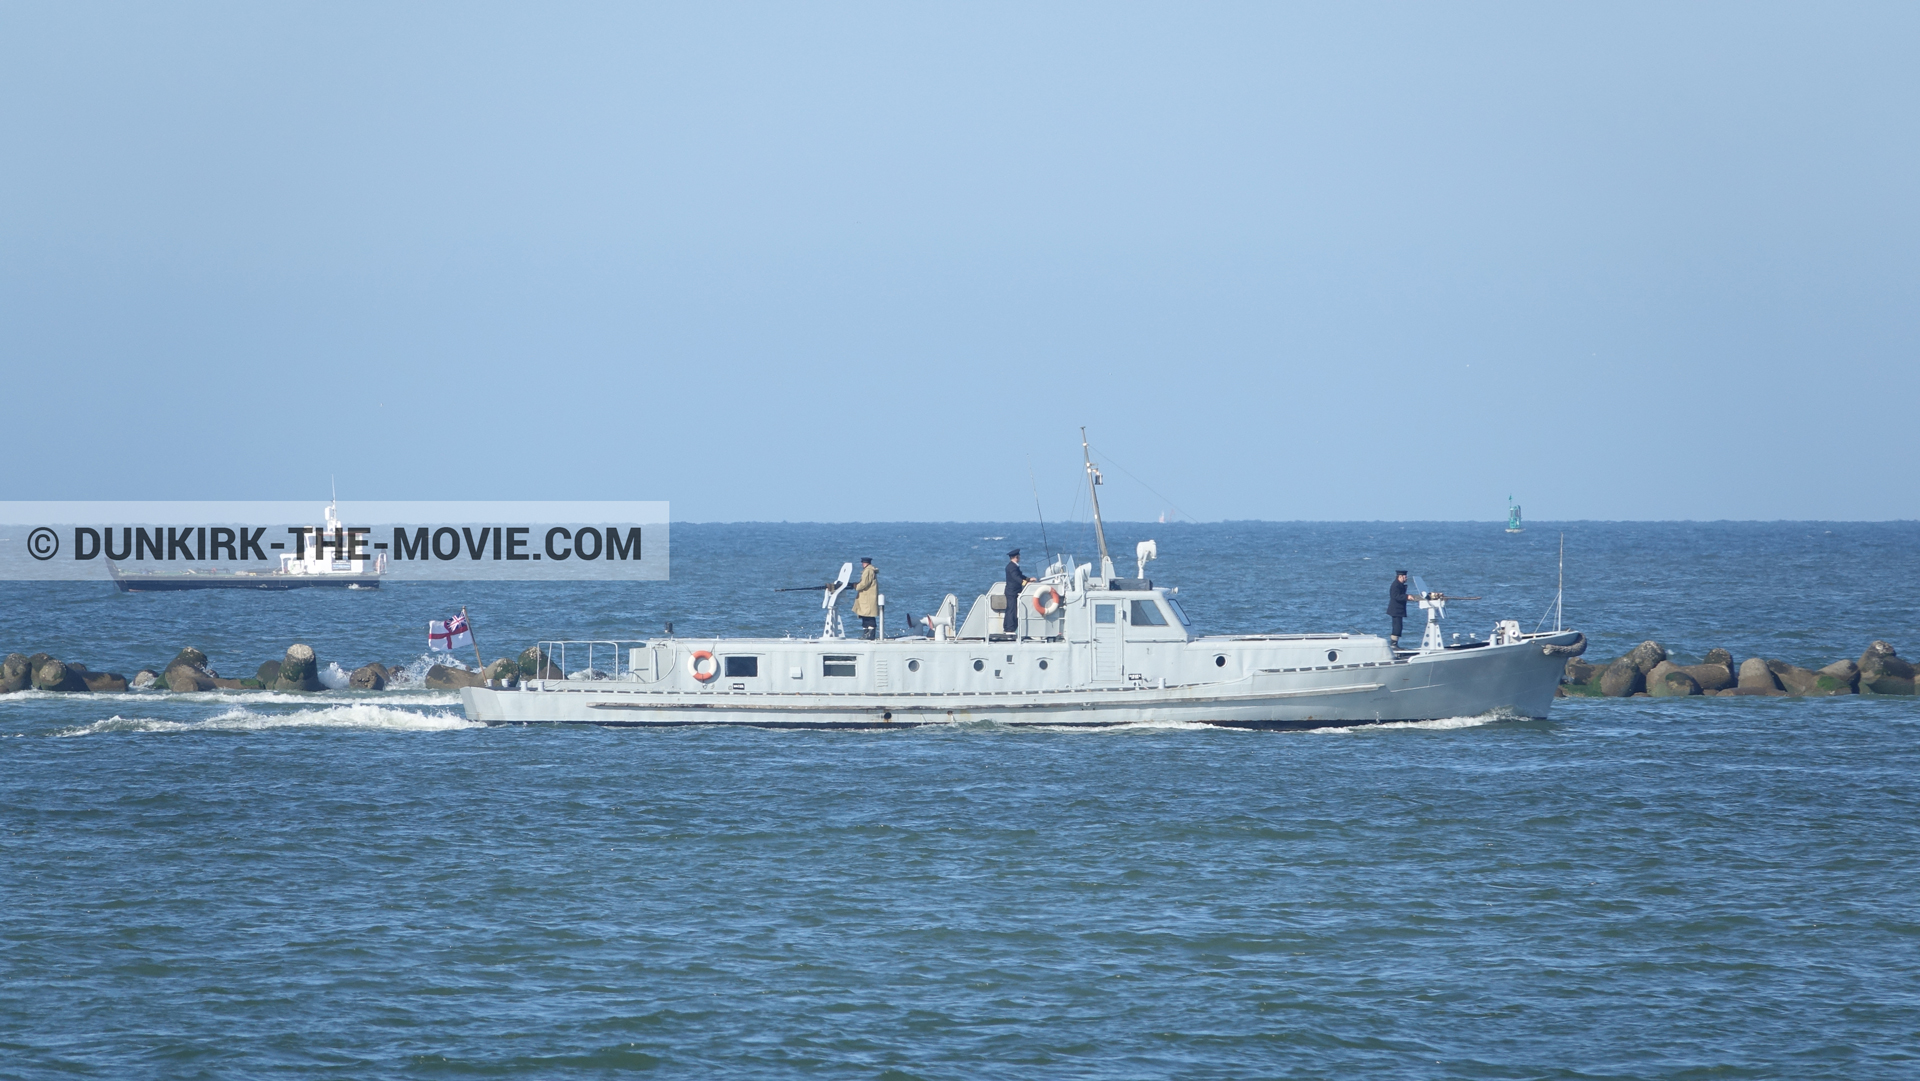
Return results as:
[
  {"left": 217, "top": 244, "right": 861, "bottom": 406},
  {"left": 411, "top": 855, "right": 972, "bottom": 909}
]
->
[{"left": 461, "top": 441, "right": 1584, "bottom": 730}]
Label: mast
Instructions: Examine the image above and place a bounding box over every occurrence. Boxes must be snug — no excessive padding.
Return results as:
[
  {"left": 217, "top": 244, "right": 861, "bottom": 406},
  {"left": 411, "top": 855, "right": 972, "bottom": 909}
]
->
[
  {"left": 1081, "top": 428, "right": 1114, "bottom": 578},
  {"left": 1556, "top": 533, "right": 1564, "bottom": 632}
]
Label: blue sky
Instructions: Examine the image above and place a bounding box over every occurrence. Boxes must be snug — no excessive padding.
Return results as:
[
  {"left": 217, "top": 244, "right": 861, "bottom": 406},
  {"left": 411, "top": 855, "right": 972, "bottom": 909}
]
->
[{"left": 2, "top": 3, "right": 1914, "bottom": 522}]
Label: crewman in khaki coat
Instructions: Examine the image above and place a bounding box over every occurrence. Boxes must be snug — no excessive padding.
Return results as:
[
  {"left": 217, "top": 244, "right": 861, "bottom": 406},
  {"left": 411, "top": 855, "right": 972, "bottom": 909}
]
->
[{"left": 853, "top": 557, "right": 880, "bottom": 639}]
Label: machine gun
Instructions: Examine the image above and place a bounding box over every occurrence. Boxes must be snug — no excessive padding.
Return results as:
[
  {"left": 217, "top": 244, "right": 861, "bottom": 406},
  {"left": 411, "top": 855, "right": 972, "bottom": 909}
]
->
[
  {"left": 1409, "top": 575, "right": 1483, "bottom": 652},
  {"left": 772, "top": 562, "right": 855, "bottom": 638}
]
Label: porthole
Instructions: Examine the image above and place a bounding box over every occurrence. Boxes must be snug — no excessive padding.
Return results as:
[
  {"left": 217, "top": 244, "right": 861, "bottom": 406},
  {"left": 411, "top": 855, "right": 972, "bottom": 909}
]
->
[
  {"left": 1326, "top": 649, "right": 1339, "bottom": 662},
  {"left": 1038, "top": 659, "right": 1049, "bottom": 671},
  {"left": 906, "top": 659, "right": 921, "bottom": 673},
  {"left": 973, "top": 659, "right": 985, "bottom": 672},
  {"left": 1214, "top": 655, "right": 1227, "bottom": 667}
]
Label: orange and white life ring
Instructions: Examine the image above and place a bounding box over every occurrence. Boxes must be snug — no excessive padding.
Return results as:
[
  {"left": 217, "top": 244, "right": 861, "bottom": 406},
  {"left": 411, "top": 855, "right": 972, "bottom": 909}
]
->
[
  {"left": 1031, "top": 586, "right": 1063, "bottom": 616},
  {"left": 688, "top": 650, "right": 719, "bottom": 682}
]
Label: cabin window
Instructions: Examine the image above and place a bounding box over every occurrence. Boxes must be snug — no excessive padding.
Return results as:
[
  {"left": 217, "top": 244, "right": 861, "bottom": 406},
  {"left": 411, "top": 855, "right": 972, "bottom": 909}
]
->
[
  {"left": 1037, "top": 659, "right": 1049, "bottom": 670},
  {"left": 724, "top": 656, "right": 758, "bottom": 678},
  {"left": 1166, "top": 598, "right": 1191, "bottom": 625},
  {"left": 906, "top": 659, "right": 921, "bottom": 673},
  {"left": 823, "top": 655, "right": 857, "bottom": 677},
  {"left": 1094, "top": 604, "right": 1116, "bottom": 624},
  {"left": 1130, "top": 600, "right": 1169, "bottom": 627},
  {"left": 972, "top": 659, "right": 985, "bottom": 672}
]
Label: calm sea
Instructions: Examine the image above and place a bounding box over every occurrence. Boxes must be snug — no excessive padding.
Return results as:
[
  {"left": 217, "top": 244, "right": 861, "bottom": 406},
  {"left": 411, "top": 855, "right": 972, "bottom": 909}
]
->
[{"left": 3, "top": 522, "right": 1917, "bottom": 1079}]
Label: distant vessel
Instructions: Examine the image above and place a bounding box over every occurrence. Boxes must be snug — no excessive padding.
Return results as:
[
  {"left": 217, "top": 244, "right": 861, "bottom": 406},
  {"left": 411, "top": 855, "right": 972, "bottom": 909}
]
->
[
  {"left": 460, "top": 434, "right": 1583, "bottom": 730},
  {"left": 107, "top": 496, "right": 385, "bottom": 592},
  {"left": 1506, "top": 497, "right": 1524, "bottom": 534}
]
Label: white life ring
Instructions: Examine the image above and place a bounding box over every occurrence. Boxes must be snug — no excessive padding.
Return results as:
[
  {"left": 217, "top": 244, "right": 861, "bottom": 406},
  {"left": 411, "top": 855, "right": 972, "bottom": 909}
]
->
[
  {"left": 1031, "top": 587, "right": 1063, "bottom": 616},
  {"left": 688, "top": 650, "right": 719, "bottom": 682}
]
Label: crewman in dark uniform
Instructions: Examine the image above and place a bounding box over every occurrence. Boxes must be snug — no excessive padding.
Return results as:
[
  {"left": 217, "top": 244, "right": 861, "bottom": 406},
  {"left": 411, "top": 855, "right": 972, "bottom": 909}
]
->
[
  {"left": 1387, "top": 570, "right": 1416, "bottom": 649},
  {"left": 1004, "top": 549, "right": 1035, "bottom": 637}
]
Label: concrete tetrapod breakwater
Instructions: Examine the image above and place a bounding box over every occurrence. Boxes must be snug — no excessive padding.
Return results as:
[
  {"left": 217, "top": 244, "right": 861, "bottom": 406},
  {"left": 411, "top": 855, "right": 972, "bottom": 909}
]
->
[
  {"left": 1560, "top": 640, "right": 1916, "bottom": 698},
  {"left": 0, "top": 644, "right": 564, "bottom": 694}
]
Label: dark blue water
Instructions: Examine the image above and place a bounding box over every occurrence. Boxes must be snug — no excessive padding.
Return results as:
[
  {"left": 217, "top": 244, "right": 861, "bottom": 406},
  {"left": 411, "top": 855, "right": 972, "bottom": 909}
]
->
[{"left": 4, "top": 523, "right": 1918, "bottom": 1078}]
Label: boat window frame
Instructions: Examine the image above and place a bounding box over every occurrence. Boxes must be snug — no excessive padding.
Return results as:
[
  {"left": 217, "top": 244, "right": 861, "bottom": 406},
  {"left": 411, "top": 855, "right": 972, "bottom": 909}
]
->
[
  {"left": 1094, "top": 603, "right": 1117, "bottom": 625},
  {"left": 1165, "top": 597, "right": 1191, "bottom": 626},
  {"left": 724, "top": 655, "right": 759, "bottom": 678},
  {"left": 1129, "top": 599, "right": 1169, "bottom": 627},
  {"left": 822, "top": 654, "right": 857, "bottom": 678}
]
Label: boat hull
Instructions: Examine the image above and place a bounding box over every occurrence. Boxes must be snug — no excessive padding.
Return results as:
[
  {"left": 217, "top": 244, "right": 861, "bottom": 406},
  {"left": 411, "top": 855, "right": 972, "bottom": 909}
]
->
[{"left": 460, "top": 631, "right": 1580, "bottom": 731}]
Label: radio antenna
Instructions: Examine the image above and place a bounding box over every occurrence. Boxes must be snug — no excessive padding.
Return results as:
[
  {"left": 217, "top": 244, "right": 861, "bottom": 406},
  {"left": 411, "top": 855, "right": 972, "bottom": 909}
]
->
[{"left": 1028, "top": 457, "right": 1051, "bottom": 558}]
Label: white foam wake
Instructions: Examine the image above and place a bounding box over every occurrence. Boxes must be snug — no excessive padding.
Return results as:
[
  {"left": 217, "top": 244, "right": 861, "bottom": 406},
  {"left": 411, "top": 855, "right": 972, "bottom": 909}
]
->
[
  {"left": 1310, "top": 711, "right": 1518, "bottom": 734},
  {"left": 385, "top": 653, "right": 474, "bottom": 689},
  {"left": 1094, "top": 719, "right": 1222, "bottom": 732},
  {"left": 29, "top": 690, "right": 458, "bottom": 707},
  {"left": 54, "top": 704, "right": 479, "bottom": 737}
]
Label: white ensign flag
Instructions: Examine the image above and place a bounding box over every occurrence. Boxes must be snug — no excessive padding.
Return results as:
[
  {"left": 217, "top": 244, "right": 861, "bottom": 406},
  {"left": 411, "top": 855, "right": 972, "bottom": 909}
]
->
[{"left": 428, "top": 611, "right": 473, "bottom": 652}]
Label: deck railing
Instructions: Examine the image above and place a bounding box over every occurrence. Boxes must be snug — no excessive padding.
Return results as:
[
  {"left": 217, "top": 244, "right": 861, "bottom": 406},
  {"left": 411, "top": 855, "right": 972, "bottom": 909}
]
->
[{"left": 535, "top": 640, "right": 652, "bottom": 683}]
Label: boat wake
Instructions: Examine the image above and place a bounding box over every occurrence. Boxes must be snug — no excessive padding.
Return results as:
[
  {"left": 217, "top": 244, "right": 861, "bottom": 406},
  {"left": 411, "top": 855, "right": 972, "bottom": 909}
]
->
[
  {"left": 15, "top": 689, "right": 457, "bottom": 707},
  {"left": 1073, "top": 719, "right": 1222, "bottom": 733},
  {"left": 54, "top": 704, "right": 479, "bottom": 737},
  {"left": 1310, "top": 709, "right": 1525, "bottom": 735}
]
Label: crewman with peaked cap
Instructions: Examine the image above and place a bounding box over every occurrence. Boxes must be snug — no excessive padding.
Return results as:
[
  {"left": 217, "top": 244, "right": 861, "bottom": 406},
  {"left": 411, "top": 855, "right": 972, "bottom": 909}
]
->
[
  {"left": 1388, "top": 569, "right": 1415, "bottom": 649},
  {"left": 1004, "top": 549, "right": 1035, "bottom": 637}
]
